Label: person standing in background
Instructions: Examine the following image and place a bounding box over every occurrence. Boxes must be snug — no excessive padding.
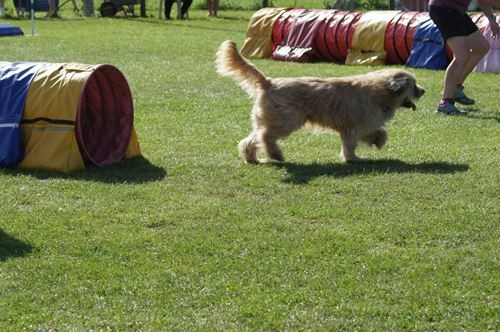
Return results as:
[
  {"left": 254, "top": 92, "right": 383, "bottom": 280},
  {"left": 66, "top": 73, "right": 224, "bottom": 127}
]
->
[
  {"left": 429, "top": 0, "right": 499, "bottom": 115},
  {"left": 14, "top": 0, "right": 27, "bottom": 16},
  {"left": 0, "top": 0, "right": 5, "bottom": 16},
  {"left": 46, "top": 0, "right": 57, "bottom": 17},
  {"left": 207, "top": 0, "right": 219, "bottom": 16},
  {"left": 164, "top": 0, "right": 192, "bottom": 20}
]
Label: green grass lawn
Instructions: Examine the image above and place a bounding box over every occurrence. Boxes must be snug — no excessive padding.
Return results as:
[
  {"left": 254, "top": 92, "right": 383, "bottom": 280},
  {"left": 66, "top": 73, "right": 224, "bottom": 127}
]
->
[{"left": 1, "top": 6, "right": 499, "bottom": 330}]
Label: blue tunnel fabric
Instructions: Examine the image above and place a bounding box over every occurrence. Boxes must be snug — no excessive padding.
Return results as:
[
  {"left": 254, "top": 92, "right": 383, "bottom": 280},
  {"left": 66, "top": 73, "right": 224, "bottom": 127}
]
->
[
  {"left": 0, "top": 23, "right": 24, "bottom": 37},
  {"left": 0, "top": 62, "right": 42, "bottom": 166},
  {"left": 406, "top": 18, "right": 449, "bottom": 70}
]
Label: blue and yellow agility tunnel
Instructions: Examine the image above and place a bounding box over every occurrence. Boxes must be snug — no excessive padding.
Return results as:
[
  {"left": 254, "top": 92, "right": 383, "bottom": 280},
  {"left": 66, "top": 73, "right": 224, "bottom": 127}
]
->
[{"left": 0, "top": 62, "right": 141, "bottom": 173}]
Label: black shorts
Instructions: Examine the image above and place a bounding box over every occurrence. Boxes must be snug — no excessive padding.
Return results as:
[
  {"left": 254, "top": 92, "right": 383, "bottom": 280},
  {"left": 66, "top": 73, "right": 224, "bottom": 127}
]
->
[{"left": 429, "top": 5, "right": 478, "bottom": 41}]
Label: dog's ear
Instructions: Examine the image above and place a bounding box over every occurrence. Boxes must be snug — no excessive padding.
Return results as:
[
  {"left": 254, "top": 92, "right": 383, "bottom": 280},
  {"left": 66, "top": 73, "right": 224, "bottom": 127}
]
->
[{"left": 387, "top": 75, "right": 411, "bottom": 96}]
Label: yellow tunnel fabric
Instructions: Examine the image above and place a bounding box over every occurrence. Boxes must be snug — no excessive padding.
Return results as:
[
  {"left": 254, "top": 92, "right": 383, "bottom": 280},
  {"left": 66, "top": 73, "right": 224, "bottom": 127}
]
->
[
  {"left": 346, "top": 11, "right": 399, "bottom": 66},
  {"left": 18, "top": 63, "right": 90, "bottom": 173},
  {"left": 240, "top": 7, "right": 288, "bottom": 59},
  {"left": 125, "top": 127, "right": 141, "bottom": 159},
  {"left": 18, "top": 63, "right": 141, "bottom": 173}
]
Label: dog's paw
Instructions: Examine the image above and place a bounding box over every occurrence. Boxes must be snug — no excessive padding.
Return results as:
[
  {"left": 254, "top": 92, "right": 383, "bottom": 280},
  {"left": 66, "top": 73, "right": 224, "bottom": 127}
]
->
[
  {"left": 373, "top": 130, "right": 387, "bottom": 149},
  {"left": 270, "top": 155, "right": 284, "bottom": 163},
  {"left": 363, "top": 129, "right": 387, "bottom": 150},
  {"left": 244, "top": 158, "right": 261, "bottom": 165},
  {"left": 344, "top": 156, "right": 371, "bottom": 163},
  {"left": 259, "top": 157, "right": 284, "bottom": 164}
]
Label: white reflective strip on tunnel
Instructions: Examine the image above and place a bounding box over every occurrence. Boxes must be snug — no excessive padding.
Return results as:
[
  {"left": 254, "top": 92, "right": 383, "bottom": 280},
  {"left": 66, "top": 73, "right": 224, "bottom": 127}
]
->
[{"left": 0, "top": 123, "right": 19, "bottom": 128}]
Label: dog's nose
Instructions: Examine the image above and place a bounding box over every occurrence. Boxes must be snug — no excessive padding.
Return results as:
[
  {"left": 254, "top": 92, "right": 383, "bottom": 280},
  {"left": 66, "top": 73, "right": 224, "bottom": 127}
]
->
[{"left": 417, "top": 86, "right": 425, "bottom": 97}]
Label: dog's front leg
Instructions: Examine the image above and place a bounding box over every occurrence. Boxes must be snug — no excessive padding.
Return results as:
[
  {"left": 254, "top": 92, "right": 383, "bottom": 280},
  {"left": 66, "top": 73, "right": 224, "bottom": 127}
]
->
[
  {"left": 361, "top": 128, "right": 387, "bottom": 149},
  {"left": 261, "top": 131, "right": 284, "bottom": 163},
  {"left": 339, "top": 131, "right": 369, "bottom": 162}
]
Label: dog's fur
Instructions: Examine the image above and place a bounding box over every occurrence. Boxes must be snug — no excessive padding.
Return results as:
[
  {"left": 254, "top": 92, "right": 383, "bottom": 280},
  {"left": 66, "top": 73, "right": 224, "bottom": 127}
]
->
[{"left": 216, "top": 40, "right": 425, "bottom": 163}]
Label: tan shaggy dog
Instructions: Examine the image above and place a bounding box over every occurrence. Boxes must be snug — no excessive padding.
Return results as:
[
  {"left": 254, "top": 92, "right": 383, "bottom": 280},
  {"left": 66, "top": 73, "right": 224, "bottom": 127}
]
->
[{"left": 216, "top": 40, "right": 425, "bottom": 163}]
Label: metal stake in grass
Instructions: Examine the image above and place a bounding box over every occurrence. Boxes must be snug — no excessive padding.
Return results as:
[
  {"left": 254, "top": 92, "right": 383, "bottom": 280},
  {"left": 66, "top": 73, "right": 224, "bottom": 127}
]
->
[{"left": 30, "top": 0, "right": 35, "bottom": 36}]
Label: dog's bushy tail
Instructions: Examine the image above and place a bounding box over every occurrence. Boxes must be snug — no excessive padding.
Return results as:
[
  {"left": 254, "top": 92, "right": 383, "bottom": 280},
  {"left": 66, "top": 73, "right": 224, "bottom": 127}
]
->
[{"left": 216, "top": 40, "right": 271, "bottom": 97}]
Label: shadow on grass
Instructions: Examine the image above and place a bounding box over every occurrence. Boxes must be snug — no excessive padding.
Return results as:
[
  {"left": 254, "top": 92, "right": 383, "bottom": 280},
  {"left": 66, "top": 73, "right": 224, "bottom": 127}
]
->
[
  {"left": 463, "top": 107, "right": 500, "bottom": 122},
  {"left": 0, "top": 229, "right": 33, "bottom": 262},
  {"left": 2, "top": 156, "right": 166, "bottom": 184},
  {"left": 272, "top": 159, "right": 469, "bottom": 184}
]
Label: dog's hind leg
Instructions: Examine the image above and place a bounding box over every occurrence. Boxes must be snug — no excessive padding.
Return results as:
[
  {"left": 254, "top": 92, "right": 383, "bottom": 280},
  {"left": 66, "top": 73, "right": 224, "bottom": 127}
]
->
[
  {"left": 239, "top": 133, "right": 260, "bottom": 164},
  {"left": 339, "top": 130, "right": 368, "bottom": 162},
  {"left": 361, "top": 128, "right": 387, "bottom": 149}
]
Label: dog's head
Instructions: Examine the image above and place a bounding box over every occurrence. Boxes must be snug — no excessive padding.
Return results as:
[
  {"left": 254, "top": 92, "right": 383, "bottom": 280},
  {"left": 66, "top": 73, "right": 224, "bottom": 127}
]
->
[{"left": 386, "top": 70, "right": 425, "bottom": 111}]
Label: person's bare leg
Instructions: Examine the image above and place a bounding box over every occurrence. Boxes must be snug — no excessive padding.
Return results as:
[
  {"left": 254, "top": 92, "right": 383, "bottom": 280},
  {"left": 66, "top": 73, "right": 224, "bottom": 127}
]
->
[
  {"left": 213, "top": 0, "right": 218, "bottom": 16},
  {"left": 457, "top": 30, "right": 490, "bottom": 85},
  {"left": 207, "top": 0, "right": 213, "bottom": 16},
  {"left": 46, "top": 0, "right": 57, "bottom": 16},
  {"left": 442, "top": 36, "right": 470, "bottom": 99}
]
